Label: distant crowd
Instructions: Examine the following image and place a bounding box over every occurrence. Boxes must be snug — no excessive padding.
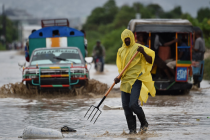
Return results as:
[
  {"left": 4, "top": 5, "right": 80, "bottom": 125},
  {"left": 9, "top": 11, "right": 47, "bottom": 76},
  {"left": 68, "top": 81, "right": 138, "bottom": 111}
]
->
[{"left": 5, "top": 41, "right": 24, "bottom": 50}]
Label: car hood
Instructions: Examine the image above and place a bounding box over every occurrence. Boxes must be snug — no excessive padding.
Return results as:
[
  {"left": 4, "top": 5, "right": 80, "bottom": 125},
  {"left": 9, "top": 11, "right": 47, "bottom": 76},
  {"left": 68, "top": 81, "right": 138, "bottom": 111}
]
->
[{"left": 27, "top": 63, "right": 85, "bottom": 68}]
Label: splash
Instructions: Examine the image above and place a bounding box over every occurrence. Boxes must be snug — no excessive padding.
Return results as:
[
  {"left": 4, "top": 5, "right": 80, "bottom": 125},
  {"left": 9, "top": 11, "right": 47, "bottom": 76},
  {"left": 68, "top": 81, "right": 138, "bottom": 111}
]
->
[
  {"left": 0, "top": 82, "right": 31, "bottom": 97},
  {"left": 0, "top": 79, "right": 108, "bottom": 99},
  {"left": 96, "top": 130, "right": 159, "bottom": 138},
  {"left": 101, "top": 131, "right": 109, "bottom": 136},
  {"left": 120, "top": 130, "right": 160, "bottom": 138}
]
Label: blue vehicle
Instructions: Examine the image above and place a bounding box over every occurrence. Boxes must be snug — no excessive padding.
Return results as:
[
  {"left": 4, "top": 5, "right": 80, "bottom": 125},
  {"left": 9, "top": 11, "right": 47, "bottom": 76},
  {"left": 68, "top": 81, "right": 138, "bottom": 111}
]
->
[{"left": 128, "top": 19, "right": 194, "bottom": 92}]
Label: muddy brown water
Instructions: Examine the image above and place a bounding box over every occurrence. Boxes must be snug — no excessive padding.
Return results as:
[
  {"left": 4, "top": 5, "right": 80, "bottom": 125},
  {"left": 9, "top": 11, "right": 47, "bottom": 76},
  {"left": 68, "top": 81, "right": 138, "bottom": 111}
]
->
[{"left": 0, "top": 51, "right": 210, "bottom": 140}]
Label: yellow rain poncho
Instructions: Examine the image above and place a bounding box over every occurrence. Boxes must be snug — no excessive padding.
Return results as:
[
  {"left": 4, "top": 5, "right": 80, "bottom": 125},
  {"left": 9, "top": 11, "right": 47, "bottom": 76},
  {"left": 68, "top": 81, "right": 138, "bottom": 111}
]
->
[{"left": 116, "top": 29, "right": 156, "bottom": 105}]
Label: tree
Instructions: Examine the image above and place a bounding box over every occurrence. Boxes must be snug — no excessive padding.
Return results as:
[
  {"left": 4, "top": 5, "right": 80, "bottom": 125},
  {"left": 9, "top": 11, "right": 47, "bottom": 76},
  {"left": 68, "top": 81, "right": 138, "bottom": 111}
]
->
[
  {"left": 132, "top": 3, "right": 153, "bottom": 18},
  {"left": 161, "top": 6, "right": 182, "bottom": 18},
  {"left": 197, "top": 7, "right": 210, "bottom": 22},
  {"left": 112, "top": 5, "right": 136, "bottom": 28},
  {"left": 103, "top": 0, "right": 118, "bottom": 24},
  {"left": 84, "top": 7, "right": 105, "bottom": 29},
  {"left": 83, "top": 0, "right": 118, "bottom": 30},
  {"left": 133, "top": 2, "right": 144, "bottom": 13},
  {"left": 140, "top": 8, "right": 153, "bottom": 18},
  {"left": 146, "top": 4, "right": 164, "bottom": 18},
  {"left": 171, "top": 6, "right": 182, "bottom": 16},
  {"left": 181, "top": 13, "right": 192, "bottom": 19},
  {"left": 0, "top": 16, "right": 18, "bottom": 43}
]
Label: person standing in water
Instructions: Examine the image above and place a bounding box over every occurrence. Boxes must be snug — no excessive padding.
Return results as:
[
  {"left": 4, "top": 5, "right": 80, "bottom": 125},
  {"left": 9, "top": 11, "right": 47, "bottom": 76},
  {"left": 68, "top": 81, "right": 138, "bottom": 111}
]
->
[
  {"left": 92, "top": 40, "right": 105, "bottom": 72},
  {"left": 114, "top": 29, "right": 156, "bottom": 134},
  {"left": 193, "top": 30, "right": 205, "bottom": 61}
]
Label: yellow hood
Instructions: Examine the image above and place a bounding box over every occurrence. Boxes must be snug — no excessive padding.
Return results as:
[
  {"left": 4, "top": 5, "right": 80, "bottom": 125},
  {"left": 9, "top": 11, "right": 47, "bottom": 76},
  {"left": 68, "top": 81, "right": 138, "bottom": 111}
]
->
[
  {"left": 121, "top": 29, "right": 135, "bottom": 48},
  {"left": 116, "top": 29, "right": 156, "bottom": 105}
]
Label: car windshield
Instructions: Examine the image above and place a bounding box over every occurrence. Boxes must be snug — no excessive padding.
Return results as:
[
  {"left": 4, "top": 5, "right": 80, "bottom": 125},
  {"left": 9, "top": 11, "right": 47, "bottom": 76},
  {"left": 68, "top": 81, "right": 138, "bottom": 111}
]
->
[{"left": 30, "top": 48, "right": 82, "bottom": 65}]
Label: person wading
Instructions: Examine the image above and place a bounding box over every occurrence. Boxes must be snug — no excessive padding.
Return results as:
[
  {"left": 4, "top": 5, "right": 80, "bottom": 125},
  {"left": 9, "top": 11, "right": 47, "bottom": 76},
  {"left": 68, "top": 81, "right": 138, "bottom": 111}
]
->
[
  {"left": 114, "top": 29, "right": 156, "bottom": 134},
  {"left": 92, "top": 40, "right": 105, "bottom": 72}
]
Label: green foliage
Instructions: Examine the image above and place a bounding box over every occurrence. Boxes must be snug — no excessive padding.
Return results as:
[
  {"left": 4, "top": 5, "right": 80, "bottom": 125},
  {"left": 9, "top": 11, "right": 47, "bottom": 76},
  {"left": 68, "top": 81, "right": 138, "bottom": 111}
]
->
[
  {"left": 181, "top": 13, "right": 192, "bottom": 19},
  {"left": 103, "top": 0, "right": 118, "bottom": 24},
  {"left": 133, "top": 2, "right": 144, "bottom": 12},
  {"left": 112, "top": 5, "right": 135, "bottom": 28},
  {"left": 84, "top": 0, "right": 118, "bottom": 30},
  {"left": 102, "top": 27, "right": 126, "bottom": 63},
  {"left": 160, "top": 6, "right": 182, "bottom": 18},
  {"left": 205, "top": 37, "right": 210, "bottom": 49},
  {"left": 0, "top": 43, "right": 6, "bottom": 50},
  {"left": 83, "top": 0, "right": 210, "bottom": 63},
  {"left": 197, "top": 7, "right": 210, "bottom": 22},
  {"left": 201, "top": 18, "right": 210, "bottom": 39},
  {"left": 0, "top": 16, "right": 18, "bottom": 43},
  {"left": 146, "top": 4, "right": 164, "bottom": 18},
  {"left": 182, "top": 15, "right": 210, "bottom": 48},
  {"left": 132, "top": 3, "right": 154, "bottom": 18},
  {"left": 204, "top": 57, "right": 210, "bottom": 80},
  {"left": 86, "top": 30, "right": 103, "bottom": 55}
]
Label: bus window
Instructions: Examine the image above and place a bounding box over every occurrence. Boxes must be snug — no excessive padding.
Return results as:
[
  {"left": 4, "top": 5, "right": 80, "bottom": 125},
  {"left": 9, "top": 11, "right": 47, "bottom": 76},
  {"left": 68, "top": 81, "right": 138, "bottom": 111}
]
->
[
  {"left": 178, "top": 34, "right": 191, "bottom": 61},
  {"left": 135, "top": 32, "right": 149, "bottom": 47}
]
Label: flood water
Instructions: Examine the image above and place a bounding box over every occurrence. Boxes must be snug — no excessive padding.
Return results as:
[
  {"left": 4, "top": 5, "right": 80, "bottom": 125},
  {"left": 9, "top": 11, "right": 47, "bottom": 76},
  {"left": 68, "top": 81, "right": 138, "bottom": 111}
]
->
[{"left": 0, "top": 51, "right": 210, "bottom": 140}]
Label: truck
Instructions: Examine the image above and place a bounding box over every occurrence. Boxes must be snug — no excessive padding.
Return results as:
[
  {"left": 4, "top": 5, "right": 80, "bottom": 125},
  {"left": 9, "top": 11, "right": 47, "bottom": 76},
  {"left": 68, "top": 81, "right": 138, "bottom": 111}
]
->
[{"left": 20, "top": 19, "right": 91, "bottom": 91}]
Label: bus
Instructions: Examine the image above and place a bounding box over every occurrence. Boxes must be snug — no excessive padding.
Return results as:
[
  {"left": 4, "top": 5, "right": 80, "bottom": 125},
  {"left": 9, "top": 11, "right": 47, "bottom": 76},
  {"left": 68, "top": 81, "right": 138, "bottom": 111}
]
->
[{"left": 128, "top": 19, "right": 194, "bottom": 91}]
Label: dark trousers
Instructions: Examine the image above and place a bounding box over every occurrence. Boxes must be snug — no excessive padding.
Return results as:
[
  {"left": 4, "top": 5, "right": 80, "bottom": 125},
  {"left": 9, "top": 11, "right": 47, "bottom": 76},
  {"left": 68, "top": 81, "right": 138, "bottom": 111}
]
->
[
  {"left": 121, "top": 80, "right": 146, "bottom": 126},
  {"left": 94, "top": 56, "right": 104, "bottom": 72}
]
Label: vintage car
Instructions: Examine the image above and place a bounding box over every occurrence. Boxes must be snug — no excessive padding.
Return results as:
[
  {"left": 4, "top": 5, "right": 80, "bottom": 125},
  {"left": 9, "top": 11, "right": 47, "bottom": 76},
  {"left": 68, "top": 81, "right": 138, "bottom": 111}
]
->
[{"left": 21, "top": 19, "right": 91, "bottom": 91}]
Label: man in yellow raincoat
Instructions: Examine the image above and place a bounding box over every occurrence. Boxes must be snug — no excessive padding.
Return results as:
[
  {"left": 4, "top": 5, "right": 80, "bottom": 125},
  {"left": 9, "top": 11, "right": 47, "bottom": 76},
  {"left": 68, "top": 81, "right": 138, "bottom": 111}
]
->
[{"left": 115, "top": 29, "right": 156, "bottom": 134}]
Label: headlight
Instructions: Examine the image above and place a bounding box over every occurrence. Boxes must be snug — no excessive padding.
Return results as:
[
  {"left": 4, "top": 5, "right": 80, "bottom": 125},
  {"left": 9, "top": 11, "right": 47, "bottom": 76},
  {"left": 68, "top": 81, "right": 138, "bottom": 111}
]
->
[
  {"left": 29, "top": 75, "right": 38, "bottom": 79},
  {"left": 71, "top": 69, "right": 85, "bottom": 78},
  {"left": 74, "top": 70, "right": 84, "bottom": 73}
]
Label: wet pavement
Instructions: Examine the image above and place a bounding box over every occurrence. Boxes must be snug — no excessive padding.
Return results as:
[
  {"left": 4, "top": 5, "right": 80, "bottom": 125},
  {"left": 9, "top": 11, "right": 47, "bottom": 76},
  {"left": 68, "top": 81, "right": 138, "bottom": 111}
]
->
[{"left": 0, "top": 51, "right": 210, "bottom": 140}]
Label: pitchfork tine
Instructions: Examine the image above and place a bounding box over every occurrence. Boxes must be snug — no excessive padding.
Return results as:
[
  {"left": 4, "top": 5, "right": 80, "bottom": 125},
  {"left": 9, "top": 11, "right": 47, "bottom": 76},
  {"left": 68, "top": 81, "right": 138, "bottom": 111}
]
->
[
  {"left": 84, "top": 105, "right": 93, "bottom": 118},
  {"left": 87, "top": 107, "right": 96, "bottom": 120},
  {"left": 90, "top": 109, "right": 99, "bottom": 122},
  {"left": 94, "top": 110, "right": 102, "bottom": 124}
]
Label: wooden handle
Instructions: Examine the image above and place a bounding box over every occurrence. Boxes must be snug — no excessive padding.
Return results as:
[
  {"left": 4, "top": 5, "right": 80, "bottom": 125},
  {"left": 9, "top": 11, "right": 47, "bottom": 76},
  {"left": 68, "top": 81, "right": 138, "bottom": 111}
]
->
[
  {"left": 105, "top": 82, "right": 115, "bottom": 96},
  {"left": 117, "top": 51, "right": 139, "bottom": 78},
  {"left": 104, "top": 51, "right": 139, "bottom": 97}
]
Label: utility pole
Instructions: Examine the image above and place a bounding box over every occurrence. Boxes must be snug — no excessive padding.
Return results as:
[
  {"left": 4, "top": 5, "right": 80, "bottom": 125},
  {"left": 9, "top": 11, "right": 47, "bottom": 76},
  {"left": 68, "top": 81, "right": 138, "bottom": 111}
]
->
[
  {"left": 135, "top": 4, "right": 141, "bottom": 19},
  {"left": 2, "top": 4, "right": 6, "bottom": 45}
]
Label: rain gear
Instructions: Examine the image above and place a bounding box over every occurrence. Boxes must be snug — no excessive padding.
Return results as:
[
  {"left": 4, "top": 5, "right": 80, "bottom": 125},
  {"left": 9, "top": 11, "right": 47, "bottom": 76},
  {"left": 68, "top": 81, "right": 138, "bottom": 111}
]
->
[{"left": 116, "top": 29, "right": 156, "bottom": 105}]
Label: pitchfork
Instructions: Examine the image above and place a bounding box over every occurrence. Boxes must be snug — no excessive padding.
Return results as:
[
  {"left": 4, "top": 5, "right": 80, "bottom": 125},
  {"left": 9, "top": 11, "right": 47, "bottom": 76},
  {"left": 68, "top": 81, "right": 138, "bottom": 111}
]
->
[{"left": 84, "top": 51, "right": 139, "bottom": 124}]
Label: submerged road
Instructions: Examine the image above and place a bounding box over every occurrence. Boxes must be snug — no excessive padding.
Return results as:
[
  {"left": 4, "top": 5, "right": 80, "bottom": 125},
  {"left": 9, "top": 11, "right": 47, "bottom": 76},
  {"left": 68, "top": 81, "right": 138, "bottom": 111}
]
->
[{"left": 0, "top": 51, "right": 210, "bottom": 140}]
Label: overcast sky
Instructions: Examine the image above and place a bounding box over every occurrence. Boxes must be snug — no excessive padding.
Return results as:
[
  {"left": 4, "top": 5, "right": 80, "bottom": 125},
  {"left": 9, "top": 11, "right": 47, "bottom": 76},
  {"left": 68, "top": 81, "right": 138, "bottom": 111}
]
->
[{"left": 0, "top": 0, "right": 209, "bottom": 18}]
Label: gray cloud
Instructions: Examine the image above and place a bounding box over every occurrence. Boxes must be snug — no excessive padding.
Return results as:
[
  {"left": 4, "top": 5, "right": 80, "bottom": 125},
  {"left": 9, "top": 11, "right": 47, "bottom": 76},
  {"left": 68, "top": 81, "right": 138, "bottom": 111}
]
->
[{"left": 0, "top": 0, "right": 209, "bottom": 18}]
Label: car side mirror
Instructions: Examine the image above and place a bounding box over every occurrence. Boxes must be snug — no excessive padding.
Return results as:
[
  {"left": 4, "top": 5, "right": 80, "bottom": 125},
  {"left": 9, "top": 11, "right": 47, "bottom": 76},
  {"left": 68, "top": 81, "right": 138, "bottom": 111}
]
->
[
  {"left": 18, "top": 61, "right": 26, "bottom": 68},
  {"left": 85, "top": 57, "right": 93, "bottom": 64}
]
